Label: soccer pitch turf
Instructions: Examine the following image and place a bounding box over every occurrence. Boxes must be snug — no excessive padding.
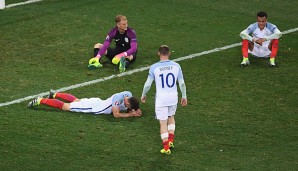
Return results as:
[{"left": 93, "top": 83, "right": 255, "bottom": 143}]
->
[{"left": 0, "top": 0, "right": 297, "bottom": 170}]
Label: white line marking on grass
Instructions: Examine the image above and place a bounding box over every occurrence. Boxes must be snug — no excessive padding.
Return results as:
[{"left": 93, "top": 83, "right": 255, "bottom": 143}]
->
[
  {"left": 173, "top": 43, "right": 241, "bottom": 62},
  {"left": 0, "top": 28, "right": 297, "bottom": 107},
  {"left": 282, "top": 27, "right": 298, "bottom": 34},
  {"left": 5, "top": 0, "right": 43, "bottom": 8}
]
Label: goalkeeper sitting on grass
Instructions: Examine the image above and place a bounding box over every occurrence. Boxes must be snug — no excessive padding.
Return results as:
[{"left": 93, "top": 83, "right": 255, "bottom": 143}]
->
[{"left": 88, "top": 15, "right": 138, "bottom": 73}]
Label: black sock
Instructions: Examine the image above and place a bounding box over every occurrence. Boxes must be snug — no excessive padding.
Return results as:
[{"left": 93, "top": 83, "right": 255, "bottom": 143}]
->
[
  {"left": 125, "top": 59, "right": 131, "bottom": 69},
  {"left": 93, "top": 48, "right": 100, "bottom": 57}
]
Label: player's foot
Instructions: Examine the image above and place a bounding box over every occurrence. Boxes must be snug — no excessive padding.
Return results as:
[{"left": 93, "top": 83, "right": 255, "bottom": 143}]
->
[
  {"left": 240, "top": 58, "right": 250, "bottom": 67},
  {"left": 28, "top": 97, "right": 42, "bottom": 108},
  {"left": 160, "top": 148, "right": 171, "bottom": 154},
  {"left": 169, "top": 142, "right": 174, "bottom": 149},
  {"left": 49, "top": 90, "right": 56, "bottom": 99},
  {"left": 269, "top": 58, "right": 276, "bottom": 67},
  {"left": 269, "top": 61, "right": 276, "bottom": 67},
  {"left": 119, "top": 56, "right": 126, "bottom": 73},
  {"left": 88, "top": 62, "right": 102, "bottom": 70}
]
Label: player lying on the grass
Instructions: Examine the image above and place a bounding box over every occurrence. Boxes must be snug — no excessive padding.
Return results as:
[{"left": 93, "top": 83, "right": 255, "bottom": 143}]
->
[
  {"left": 239, "top": 11, "right": 282, "bottom": 67},
  {"left": 141, "top": 45, "right": 187, "bottom": 155},
  {"left": 88, "top": 15, "right": 138, "bottom": 73},
  {"left": 28, "top": 91, "right": 142, "bottom": 118}
]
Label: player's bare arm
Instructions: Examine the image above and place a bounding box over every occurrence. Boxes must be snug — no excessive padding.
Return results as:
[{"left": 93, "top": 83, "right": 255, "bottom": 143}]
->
[
  {"left": 129, "top": 109, "right": 142, "bottom": 116},
  {"left": 112, "top": 106, "right": 141, "bottom": 118}
]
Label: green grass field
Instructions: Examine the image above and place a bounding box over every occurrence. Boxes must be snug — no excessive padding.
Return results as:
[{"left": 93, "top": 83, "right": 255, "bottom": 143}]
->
[{"left": 1, "top": 0, "right": 297, "bottom": 170}]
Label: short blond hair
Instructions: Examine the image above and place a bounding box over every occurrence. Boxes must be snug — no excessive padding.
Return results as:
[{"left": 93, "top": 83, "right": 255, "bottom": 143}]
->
[
  {"left": 158, "top": 45, "right": 170, "bottom": 56},
  {"left": 115, "top": 15, "right": 127, "bottom": 23}
]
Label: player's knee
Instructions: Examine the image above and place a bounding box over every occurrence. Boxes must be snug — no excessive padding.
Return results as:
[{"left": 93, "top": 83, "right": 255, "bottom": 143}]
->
[
  {"left": 94, "top": 43, "right": 103, "bottom": 49},
  {"left": 73, "top": 98, "right": 80, "bottom": 102},
  {"left": 272, "top": 39, "right": 279, "bottom": 44},
  {"left": 127, "top": 55, "right": 135, "bottom": 61},
  {"left": 242, "top": 39, "right": 249, "bottom": 44},
  {"left": 62, "top": 103, "right": 71, "bottom": 111}
]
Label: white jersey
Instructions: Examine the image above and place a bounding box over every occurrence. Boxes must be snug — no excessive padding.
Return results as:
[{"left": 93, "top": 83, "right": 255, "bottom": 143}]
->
[
  {"left": 70, "top": 91, "right": 132, "bottom": 114},
  {"left": 148, "top": 60, "right": 184, "bottom": 106},
  {"left": 244, "top": 22, "right": 278, "bottom": 40}
]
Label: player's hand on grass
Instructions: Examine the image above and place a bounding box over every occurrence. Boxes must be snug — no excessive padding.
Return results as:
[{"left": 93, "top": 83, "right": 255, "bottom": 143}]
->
[
  {"left": 89, "top": 57, "right": 99, "bottom": 65},
  {"left": 88, "top": 57, "right": 102, "bottom": 69}
]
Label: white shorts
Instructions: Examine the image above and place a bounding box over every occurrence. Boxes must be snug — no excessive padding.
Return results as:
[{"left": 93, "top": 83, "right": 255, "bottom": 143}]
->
[
  {"left": 249, "top": 41, "right": 271, "bottom": 57},
  {"left": 69, "top": 98, "right": 106, "bottom": 114},
  {"left": 155, "top": 105, "right": 177, "bottom": 120}
]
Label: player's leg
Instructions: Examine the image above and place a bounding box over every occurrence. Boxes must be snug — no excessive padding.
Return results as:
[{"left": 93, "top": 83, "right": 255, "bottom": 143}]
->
[
  {"left": 41, "top": 98, "right": 67, "bottom": 110},
  {"left": 28, "top": 97, "right": 67, "bottom": 110},
  {"left": 159, "top": 119, "right": 171, "bottom": 154},
  {"left": 50, "top": 91, "right": 79, "bottom": 102},
  {"left": 106, "top": 47, "right": 121, "bottom": 72},
  {"left": 110, "top": 49, "right": 127, "bottom": 73},
  {"left": 93, "top": 43, "right": 107, "bottom": 57},
  {"left": 104, "top": 47, "right": 117, "bottom": 61},
  {"left": 125, "top": 51, "right": 137, "bottom": 69},
  {"left": 61, "top": 103, "right": 71, "bottom": 111},
  {"left": 268, "top": 39, "right": 279, "bottom": 67},
  {"left": 241, "top": 39, "right": 254, "bottom": 66},
  {"left": 116, "top": 53, "right": 137, "bottom": 73},
  {"left": 168, "top": 105, "right": 177, "bottom": 148},
  {"left": 69, "top": 98, "right": 102, "bottom": 114},
  {"left": 168, "top": 116, "right": 175, "bottom": 148},
  {"left": 156, "top": 105, "right": 171, "bottom": 154}
]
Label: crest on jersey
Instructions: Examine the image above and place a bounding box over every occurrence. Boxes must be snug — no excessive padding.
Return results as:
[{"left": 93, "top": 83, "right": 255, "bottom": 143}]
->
[
  {"left": 125, "top": 37, "right": 129, "bottom": 43},
  {"left": 114, "top": 101, "right": 119, "bottom": 106}
]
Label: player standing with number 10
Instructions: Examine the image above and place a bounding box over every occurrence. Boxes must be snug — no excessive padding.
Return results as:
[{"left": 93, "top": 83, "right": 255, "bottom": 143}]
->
[{"left": 141, "top": 45, "right": 187, "bottom": 154}]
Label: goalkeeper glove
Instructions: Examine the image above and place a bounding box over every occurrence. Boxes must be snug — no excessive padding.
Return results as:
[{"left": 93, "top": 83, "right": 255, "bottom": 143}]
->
[
  {"left": 89, "top": 57, "right": 99, "bottom": 65},
  {"left": 88, "top": 57, "right": 102, "bottom": 69}
]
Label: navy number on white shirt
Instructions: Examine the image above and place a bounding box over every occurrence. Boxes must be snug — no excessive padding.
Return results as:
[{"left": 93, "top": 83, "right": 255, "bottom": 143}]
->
[{"left": 159, "top": 73, "right": 175, "bottom": 88}]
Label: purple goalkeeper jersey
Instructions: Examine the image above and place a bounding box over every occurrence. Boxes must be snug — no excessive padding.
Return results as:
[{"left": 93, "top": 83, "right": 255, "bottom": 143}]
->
[{"left": 97, "top": 26, "right": 138, "bottom": 56}]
